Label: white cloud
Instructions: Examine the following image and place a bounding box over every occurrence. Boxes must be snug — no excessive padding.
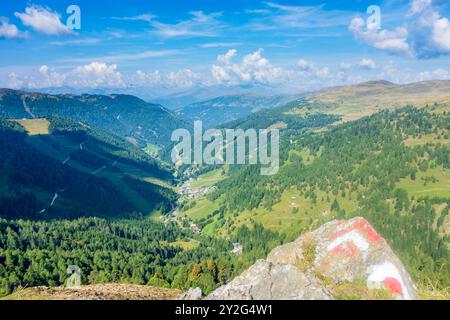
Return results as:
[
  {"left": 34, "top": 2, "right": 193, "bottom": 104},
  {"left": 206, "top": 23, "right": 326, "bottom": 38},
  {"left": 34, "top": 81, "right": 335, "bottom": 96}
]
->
[
  {"left": 297, "top": 59, "right": 330, "bottom": 79},
  {"left": 315, "top": 66, "right": 330, "bottom": 78},
  {"left": 350, "top": 1, "right": 450, "bottom": 59},
  {"left": 358, "top": 58, "right": 377, "bottom": 70},
  {"left": 418, "top": 68, "right": 449, "bottom": 81},
  {"left": 36, "top": 65, "right": 66, "bottom": 87},
  {"left": 15, "top": 5, "right": 72, "bottom": 36},
  {"left": 339, "top": 62, "right": 352, "bottom": 70},
  {"left": 7, "top": 72, "right": 24, "bottom": 89},
  {"left": 297, "top": 59, "right": 314, "bottom": 71},
  {"left": 211, "top": 49, "right": 290, "bottom": 85},
  {"left": 112, "top": 14, "right": 156, "bottom": 22},
  {"left": 217, "top": 49, "right": 237, "bottom": 64},
  {"left": 200, "top": 42, "right": 242, "bottom": 48},
  {"left": 409, "top": 0, "right": 432, "bottom": 15},
  {"left": 246, "top": 2, "right": 353, "bottom": 32},
  {"left": 245, "top": 9, "right": 271, "bottom": 15},
  {"left": 49, "top": 38, "right": 101, "bottom": 46},
  {"left": 71, "top": 62, "right": 125, "bottom": 88},
  {"left": 60, "top": 50, "right": 181, "bottom": 64},
  {"left": 131, "top": 69, "right": 201, "bottom": 89},
  {"left": 151, "top": 11, "right": 224, "bottom": 39},
  {"left": 166, "top": 69, "right": 201, "bottom": 87},
  {"left": 349, "top": 16, "right": 411, "bottom": 55},
  {"left": 0, "top": 18, "right": 28, "bottom": 39},
  {"left": 412, "top": 8, "right": 450, "bottom": 58},
  {"left": 22, "top": 63, "right": 125, "bottom": 89}
]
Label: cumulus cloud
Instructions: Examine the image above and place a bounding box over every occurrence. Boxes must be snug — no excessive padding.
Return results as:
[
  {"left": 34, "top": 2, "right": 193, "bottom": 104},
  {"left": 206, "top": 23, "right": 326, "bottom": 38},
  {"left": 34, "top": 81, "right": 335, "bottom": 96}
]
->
[
  {"left": 15, "top": 5, "right": 73, "bottom": 35},
  {"left": 17, "top": 62, "right": 125, "bottom": 90},
  {"left": 350, "top": 0, "right": 450, "bottom": 59},
  {"left": 0, "top": 18, "right": 28, "bottom": 39},
  {"left": 71, "top": 62, "right": 125, "bottom": 88},
  {"left": 211, "top": 49, "right": 289, "bottom": 85},
  {"left": 297, "top": 59, "right": 314, "bottom": 71},
  {"left": 297, "top": 59, "right": 330, "bottom": 79},
  {"left": 411, "top": 6, "right": 450, "bottom": 58},
  {"left": 7, "top": 73, "right": 24, "bottom": 89},
  {"left": 358, "top": 58, "right": 377, "bottom": 70},
  {"left": 349, "top": 16, "right": 411, "bottom": 55},
  {"left": 36, "top": 65, "right": 66, "bottom": 88}
]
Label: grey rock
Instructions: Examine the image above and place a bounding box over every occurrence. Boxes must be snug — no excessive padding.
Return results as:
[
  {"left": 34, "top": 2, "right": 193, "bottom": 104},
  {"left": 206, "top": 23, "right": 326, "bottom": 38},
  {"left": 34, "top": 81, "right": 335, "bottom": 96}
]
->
[
  {"left": 177, "top": 287, "right": 203, "bottom": 300},
  {"left": 207, "top": 217, "right": 419, "bottom": 300},
  {"left": 206, "top": 260, "right": 332, "bottom": 300}
]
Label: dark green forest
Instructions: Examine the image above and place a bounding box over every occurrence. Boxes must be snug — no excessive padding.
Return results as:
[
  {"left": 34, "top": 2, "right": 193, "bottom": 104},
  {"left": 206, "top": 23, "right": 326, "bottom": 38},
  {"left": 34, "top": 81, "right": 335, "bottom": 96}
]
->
[{"left": 0, "top": 217, "right": 283, "bottom": 296}]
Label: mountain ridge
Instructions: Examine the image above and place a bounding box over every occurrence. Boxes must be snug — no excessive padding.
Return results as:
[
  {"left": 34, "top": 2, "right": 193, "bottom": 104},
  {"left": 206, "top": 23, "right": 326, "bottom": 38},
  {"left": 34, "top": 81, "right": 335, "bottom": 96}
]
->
[{"left": 0, "top": 88, "right": 186, "bottom": 148}]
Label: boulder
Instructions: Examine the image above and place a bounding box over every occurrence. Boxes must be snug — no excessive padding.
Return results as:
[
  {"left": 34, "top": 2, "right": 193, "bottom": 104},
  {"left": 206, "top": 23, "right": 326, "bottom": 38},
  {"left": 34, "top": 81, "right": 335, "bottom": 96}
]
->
[
  {"left": 206, "top": 217, "right": 418, "bottom": 300},
  {"left": 177, "top": 287, "right": 203, "bottom": 300},
  {"left": 206, "top": 260, "right": 332, "bottom": 300}
]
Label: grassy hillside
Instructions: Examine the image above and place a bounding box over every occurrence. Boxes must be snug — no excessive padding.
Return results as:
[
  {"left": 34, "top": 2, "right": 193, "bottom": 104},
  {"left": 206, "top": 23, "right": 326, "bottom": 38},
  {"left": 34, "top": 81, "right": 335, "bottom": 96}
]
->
[
  {"left": 0, "top": 117, "right": 177, "bottom": 219},
  {"left": 305, "top": 80, "right": 450, "bottom": 121},
  {"left": 0, "top": 89, "right": 186, "bottom": 148}
]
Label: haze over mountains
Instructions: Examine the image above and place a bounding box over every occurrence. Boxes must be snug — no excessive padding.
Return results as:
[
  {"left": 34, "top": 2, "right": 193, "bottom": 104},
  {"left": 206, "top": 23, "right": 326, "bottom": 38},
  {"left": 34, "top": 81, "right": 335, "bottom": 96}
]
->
[{"left": 176, "top": 94, "right": 303, "bottom": 128}]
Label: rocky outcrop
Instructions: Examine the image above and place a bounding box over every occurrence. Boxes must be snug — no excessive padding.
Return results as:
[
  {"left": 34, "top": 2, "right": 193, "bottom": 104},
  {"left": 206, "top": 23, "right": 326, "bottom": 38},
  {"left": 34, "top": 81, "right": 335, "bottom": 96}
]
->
[
  {"left": 202, "top": 217, "right": 418, "bottom": 300},
  {"left": 206, "top": 260, "right": 332, "bottom": 300}
]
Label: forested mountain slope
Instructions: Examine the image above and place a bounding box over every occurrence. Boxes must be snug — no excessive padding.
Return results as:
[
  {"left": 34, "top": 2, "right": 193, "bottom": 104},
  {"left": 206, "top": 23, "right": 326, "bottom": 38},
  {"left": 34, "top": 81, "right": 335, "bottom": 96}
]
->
[
  {"left": 184, "top": 106, "right": 450, "bottom": 290},
  {"left": 0, "top": 89, "right": 186, "bottom": 148},
  {"left": 0, "top": 117, "right": 176, "bottom": 219}
]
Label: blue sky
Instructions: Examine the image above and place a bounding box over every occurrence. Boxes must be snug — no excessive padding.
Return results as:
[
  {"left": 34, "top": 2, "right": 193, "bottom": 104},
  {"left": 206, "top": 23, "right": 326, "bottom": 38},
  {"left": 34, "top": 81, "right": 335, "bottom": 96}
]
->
[{"left": 1, "top": 0, "right": 450, "bottom": 99}]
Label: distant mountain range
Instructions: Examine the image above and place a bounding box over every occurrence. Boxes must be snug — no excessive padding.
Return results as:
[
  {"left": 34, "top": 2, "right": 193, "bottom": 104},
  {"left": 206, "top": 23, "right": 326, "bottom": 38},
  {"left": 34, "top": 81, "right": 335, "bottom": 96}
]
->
[
  {"left": 176, "top": 94, "right": 302, "bottom": 128},
  {"left": 0, "top": 89, "right": 187, "bottom": 148}
]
